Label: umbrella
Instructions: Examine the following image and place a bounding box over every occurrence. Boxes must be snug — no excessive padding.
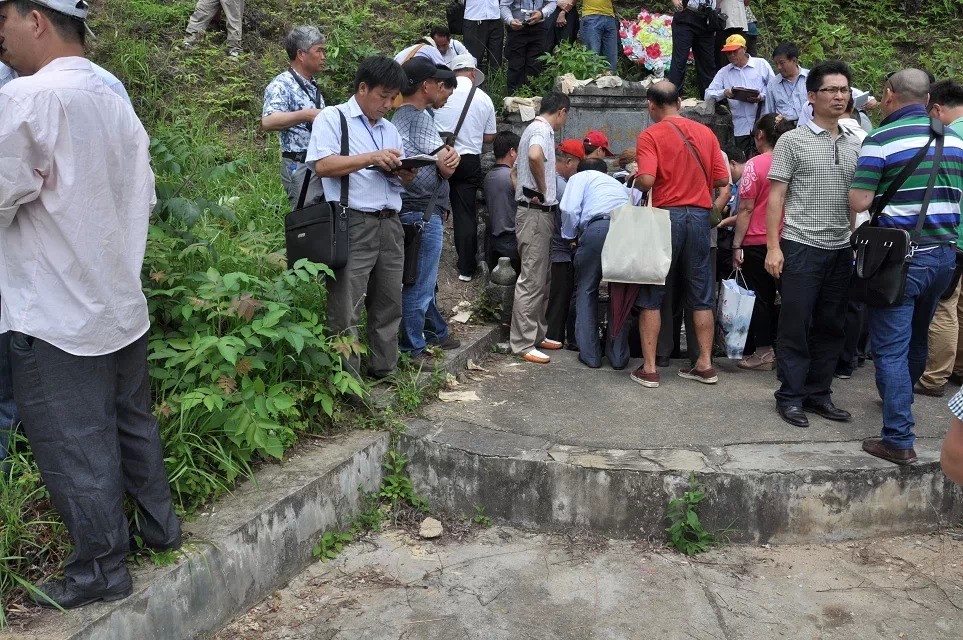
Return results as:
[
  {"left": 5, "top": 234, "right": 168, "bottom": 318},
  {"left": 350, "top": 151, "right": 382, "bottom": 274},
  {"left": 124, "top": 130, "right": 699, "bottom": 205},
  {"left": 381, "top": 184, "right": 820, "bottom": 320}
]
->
[{"left": 608, "top": 282, "right": 641, "bottom": 340}]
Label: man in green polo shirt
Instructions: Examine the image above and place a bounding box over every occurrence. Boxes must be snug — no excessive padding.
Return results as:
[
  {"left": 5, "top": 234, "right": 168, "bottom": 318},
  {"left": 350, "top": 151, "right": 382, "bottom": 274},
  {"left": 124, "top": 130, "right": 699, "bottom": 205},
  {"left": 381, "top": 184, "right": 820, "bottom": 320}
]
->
[{"left": 915, "top": 80, "right": 963, "bottom": 398}]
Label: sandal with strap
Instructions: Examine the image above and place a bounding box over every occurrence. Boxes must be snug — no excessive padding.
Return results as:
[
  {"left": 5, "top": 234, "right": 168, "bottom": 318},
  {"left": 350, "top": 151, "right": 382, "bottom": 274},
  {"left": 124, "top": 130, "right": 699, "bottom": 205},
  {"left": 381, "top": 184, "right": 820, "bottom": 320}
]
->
[{"left": 738, "top": 350, "right": 775, "bottom": 371}]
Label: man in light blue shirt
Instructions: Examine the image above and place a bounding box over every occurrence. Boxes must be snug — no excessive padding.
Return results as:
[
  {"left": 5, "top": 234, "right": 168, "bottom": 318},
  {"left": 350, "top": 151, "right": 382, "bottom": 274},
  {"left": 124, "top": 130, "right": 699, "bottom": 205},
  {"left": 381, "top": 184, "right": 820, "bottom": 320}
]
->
[
  {"left": 705, "top": 34, "right": 774, "bottom": 158},
  {"left": 306, "top": 56, "right": 416, "bottom": 379},
  {"left": 765, "top": 41, "right": 809, "bottom": 126},
  {"left": 560, "top": 159, "right": 631, "bottom": 369}
]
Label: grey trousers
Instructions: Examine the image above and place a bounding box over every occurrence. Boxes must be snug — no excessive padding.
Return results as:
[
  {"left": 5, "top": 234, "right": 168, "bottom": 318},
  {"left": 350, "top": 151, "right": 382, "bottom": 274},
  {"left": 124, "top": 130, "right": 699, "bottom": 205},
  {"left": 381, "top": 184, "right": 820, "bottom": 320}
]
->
[
  {"left": 10, "top": 332, "right": 180, "bottom": 593},
  {"left": 326, "top": 210, "right": 404, "bottom": 378},
  {"left": 510, "top": 205, "right": 554, "bottom": 354},
  {"left": 186, "top": 0, "right": 244, "bottom": 47},
  {"left": 281, "top": 158, "right": 323, "bottom": 210}
]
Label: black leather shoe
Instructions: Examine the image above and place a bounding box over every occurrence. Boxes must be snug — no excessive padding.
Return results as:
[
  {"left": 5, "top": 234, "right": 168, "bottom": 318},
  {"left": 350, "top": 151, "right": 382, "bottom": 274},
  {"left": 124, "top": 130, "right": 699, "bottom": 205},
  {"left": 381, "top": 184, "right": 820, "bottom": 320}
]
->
[
  {"left": 656, "top": 355, "right": 670, "bottom": 368},
  {"left": 802, "top": 400, "right": 852, "bottom": 422},
  {"left": 30, "top": 578, "right": 132, "bottom": 609},
  {"left": 778, "top": 405, "right": 809, "bottom": 428}
]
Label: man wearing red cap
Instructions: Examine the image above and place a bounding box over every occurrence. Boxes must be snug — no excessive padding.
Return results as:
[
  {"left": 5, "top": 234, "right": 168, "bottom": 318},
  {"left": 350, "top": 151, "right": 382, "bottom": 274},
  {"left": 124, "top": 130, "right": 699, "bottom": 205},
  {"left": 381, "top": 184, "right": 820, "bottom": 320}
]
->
[
  {"left": 583, "top": 130, "right": 615, "bottom": 159},
  {"left": 706, "top": 33, "right": 774, "bottom": 158},
  {"left": 546, "top": 139, "right": 585, "bottom": 349}
]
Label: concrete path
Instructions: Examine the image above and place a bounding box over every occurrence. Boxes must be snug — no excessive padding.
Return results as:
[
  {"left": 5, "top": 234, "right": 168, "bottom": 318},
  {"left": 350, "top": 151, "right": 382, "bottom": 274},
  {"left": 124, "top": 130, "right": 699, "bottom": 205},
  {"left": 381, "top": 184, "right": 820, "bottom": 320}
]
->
[
  {"left": 215, "top": 526, "right": 963, "bottom": 639},
  {"left": 426, "top": 350, "right": 952, "bottom": 451}
]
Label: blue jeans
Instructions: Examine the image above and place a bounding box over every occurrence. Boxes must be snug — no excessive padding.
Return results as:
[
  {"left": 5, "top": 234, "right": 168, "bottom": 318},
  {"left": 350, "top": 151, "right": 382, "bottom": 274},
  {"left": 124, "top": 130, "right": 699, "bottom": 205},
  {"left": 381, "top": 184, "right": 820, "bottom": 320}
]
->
[
  {"left": 579, "top": 14, "right": 619, "bottom": 73},
  {"left": 869, "top": 244, "right": 955, "bottom": 450},
  {"left": 574, "top": 218, "right": 630, "bottom": 368},
  {"left": 399, "top": 211, "right": 449, "bottom": 355},
  {"left": 636, "top": 207, "right": 714, "bottom": 311},
  {"left": 0, "top": 325, "right": 18, "bottom": 462}
]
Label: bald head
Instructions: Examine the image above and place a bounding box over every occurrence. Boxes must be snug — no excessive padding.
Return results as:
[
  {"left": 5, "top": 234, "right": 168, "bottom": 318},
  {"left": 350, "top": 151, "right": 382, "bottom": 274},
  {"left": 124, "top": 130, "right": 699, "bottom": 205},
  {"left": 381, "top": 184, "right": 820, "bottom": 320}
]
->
[
  {"left": 887, "top": 69, "right": 930, "bottom": 105},
  {"left": 646, "top": 80, "right": 681, "bottom": 122}
]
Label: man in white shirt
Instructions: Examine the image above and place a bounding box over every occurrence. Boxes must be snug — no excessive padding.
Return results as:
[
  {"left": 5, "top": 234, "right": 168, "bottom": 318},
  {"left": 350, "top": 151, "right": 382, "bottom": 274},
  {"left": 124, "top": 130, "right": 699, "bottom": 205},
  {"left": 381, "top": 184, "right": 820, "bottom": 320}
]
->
[
  {"left": 430, "top": 25, "right": 469, "bottom": 65},
  {"left": 560, "top": 159, "right": 631, "bottom": 369},
  {"left": 511, "top": 92, "right": 569, "bottom": 363},
  {"left": 705, "top": 34, "right": 774, "bottom": 158},
  {"left": 434, "top": 54, "right": 497, "bottom": 280},
  {"left": 0, "top": 0, "right": 180, "bottom": 609},
  {"left": 395, "top": 39, "right": 447, "bottom": 67},
  {"left": 463, "top": 0, "right": 504, "bottom": 79}
]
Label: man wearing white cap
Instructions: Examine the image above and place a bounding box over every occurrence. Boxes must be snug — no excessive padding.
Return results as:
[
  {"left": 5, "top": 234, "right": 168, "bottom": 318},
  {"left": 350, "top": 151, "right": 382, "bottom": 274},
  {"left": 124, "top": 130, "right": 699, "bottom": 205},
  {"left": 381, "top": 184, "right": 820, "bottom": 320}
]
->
[
  {"left": 0, "top": 0, "right": 181, "bottom": 608},
  {"left": 434, "top": 54, "right": 497, "bottom": 281}
]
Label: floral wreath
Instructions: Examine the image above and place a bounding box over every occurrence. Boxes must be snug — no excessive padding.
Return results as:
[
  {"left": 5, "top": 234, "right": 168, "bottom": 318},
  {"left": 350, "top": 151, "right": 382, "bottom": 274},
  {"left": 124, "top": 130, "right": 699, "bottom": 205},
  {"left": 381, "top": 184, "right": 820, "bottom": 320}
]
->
[{"left": 619, "top": 9, "right": 690, "bottom": 77}]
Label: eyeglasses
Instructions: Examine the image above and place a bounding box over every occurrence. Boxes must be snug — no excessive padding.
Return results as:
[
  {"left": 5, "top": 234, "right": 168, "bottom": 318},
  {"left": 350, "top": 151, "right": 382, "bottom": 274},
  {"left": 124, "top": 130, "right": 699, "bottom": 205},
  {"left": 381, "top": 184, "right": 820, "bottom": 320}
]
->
[{"left": 816, "top": 86, "right": 852, "bottom": 95}]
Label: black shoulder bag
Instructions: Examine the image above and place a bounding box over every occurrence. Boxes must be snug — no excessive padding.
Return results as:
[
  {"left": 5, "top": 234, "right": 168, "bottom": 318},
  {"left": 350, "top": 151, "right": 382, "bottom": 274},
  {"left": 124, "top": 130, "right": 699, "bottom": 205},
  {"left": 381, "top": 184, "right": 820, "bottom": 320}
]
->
[
  {"left": 439, "top": 84, "right": 478, "bottom": 148},
  {"left": 284, "top": 109, "right": 350, "bottom": 270},
  {"left": 850, "top": 118, "right": 945, "bottom": 307}
]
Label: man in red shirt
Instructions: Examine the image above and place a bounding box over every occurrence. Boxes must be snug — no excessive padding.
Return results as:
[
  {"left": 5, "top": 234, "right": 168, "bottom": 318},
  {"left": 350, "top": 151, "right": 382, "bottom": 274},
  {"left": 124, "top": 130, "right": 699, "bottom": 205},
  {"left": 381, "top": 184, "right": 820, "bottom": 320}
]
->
[{"left": 631, "top": 80, "right": 730, "bottom": 388}]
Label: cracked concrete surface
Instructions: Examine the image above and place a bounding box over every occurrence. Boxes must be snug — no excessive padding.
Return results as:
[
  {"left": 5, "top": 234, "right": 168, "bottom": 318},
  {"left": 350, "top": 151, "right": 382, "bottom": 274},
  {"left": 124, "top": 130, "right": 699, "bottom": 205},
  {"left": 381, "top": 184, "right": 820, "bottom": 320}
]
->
[{"left": 215, "top": 526, "right": 963, "bottom": 639}]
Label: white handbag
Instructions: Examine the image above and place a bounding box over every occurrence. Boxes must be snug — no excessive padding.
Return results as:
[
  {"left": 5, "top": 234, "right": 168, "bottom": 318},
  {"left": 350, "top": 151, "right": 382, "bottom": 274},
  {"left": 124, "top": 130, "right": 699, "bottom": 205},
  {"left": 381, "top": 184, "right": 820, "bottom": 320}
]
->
[{"left": 601, "top": 191, "right": 672, "bottom": 285}]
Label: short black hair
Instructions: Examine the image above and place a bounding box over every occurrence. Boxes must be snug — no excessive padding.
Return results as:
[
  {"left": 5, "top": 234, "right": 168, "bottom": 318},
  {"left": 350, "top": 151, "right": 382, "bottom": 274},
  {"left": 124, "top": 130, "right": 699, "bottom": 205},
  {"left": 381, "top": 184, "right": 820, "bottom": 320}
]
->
[
  {"left": 772, "top": 42, "right": 799, "bottom": 61},
  {"left": 539, "top": 91, "right": 570, "bottom": 115},
  {"left": 13, "top": 0, "right": 85, "bottom": 46},
  {"left": 493, "top": 131, "right": 520, "bottom": 158},
  {"left": 930, "top": 80, "right": 963, "bottom": 110},
  {"left": 577, "top": 159, "right": 608, "bottom": 173},
  {"left": 724, "top": 146, "right": 747, "bottom": 164},
  {"left": 430, "top": 25, "right": 451, "bottom": 38},
  {"left": 806, "top": 60, "right": 851, "bottom": 94},
  {"left": 646, "top": 81, "right": 680, "bottom": 107},
  {"left": 353, "top": 56, "right": 407, "bottom": 94}
]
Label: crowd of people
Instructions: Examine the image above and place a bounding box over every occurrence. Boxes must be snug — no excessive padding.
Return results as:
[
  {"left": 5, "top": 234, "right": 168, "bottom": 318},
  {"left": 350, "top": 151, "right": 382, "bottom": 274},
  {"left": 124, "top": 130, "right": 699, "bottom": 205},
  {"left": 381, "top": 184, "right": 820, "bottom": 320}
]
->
[{"left": 2, "top": 0, "right": 963, "bottom": 614}]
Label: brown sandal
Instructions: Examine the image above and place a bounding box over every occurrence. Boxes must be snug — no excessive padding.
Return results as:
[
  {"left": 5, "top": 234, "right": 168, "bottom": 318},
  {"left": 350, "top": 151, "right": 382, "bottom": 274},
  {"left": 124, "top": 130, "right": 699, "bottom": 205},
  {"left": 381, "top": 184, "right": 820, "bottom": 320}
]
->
[{"left": 738, "top": 350, "right": 775, "bottom": 371}]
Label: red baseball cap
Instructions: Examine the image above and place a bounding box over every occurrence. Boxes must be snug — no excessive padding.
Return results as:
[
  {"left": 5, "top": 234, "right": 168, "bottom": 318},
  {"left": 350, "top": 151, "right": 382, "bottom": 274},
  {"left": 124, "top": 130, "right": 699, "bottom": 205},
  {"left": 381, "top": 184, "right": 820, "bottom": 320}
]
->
[
  {"left": 556, "top": 139, "right": 586, "bottom": 159},
  {"left": 583, "top": 130, "right": 615, "bottom": 156}
]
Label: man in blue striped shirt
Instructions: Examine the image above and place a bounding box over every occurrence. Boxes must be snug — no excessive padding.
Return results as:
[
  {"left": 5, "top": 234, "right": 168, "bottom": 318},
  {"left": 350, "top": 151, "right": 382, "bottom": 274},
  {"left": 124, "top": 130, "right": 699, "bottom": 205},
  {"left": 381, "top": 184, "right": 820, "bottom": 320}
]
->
[{"left": 850, "top": 68, "right": 963, "bottom": 465}]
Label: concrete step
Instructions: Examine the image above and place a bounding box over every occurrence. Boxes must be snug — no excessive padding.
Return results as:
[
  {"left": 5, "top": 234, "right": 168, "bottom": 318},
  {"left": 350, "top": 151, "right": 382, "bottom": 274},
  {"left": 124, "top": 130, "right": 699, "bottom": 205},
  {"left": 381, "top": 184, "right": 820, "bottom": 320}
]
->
[{"left": 400, "top": 350, "right": 963, "bottom": 544}]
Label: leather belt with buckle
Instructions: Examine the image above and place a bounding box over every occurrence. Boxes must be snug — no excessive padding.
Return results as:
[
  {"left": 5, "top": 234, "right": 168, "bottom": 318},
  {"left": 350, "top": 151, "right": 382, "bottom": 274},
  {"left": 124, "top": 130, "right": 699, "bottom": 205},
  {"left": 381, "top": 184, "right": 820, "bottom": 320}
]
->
[
  {"left": 363, "top": 208, "right": 397, "bottom": 219},
  {"left": 517, "top": 200, "right": 558, "bottom": 212},
  {"left": 281, "top": 151, "right": 307, "bottom": 162}
]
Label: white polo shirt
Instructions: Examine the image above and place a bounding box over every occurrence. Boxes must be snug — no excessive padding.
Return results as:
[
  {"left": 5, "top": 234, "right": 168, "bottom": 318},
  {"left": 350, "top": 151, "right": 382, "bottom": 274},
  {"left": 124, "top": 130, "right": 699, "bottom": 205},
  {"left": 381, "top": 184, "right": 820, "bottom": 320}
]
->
[{"left": 433, "top": 76, "right": 497, "bottom": 156}]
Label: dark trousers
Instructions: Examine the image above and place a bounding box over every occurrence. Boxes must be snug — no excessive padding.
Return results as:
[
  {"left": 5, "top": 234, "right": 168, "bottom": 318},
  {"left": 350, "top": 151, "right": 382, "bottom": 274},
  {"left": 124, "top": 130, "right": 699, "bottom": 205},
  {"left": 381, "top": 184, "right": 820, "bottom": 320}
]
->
[
  {"left": 464, "top": 18, "right": 504, "bottom": 80},
  {"left": 451, "top": 154, "right": 482, "bottom": 278},
  {"left": 490, "top": 232, "right": 520, "bottom": 275},
  {"left": 544, "top": 6, "right": 579, "bottom": 53},
  {"left": 668, "top": 10, "right": 716, "bottom": 99},
  {"left": 837, "top": 299, "right": 867, "bottom": 376},
  {"left": 547, "top": 261, "right": 575, "bottom": 344},
  {"left": 774, "top": 240, "right": 852, "bottom": 409},
  {"left": 506, "top": 24, "right": 545, "bottom": 93},
  {"left": 10, "top": 332, "right": 180, "bottom": 593},
  {"left": 741, "top": 245, "right": 778, "bottom": 354}
]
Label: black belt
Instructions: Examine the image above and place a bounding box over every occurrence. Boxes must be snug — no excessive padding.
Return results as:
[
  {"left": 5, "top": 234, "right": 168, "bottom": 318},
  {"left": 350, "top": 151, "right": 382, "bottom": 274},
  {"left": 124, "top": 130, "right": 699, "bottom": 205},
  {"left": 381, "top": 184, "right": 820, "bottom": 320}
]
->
[
  {"left": 282, "top": 151, "right": 307, "bottom": 162},
  {"left": 517, "top": 200, "right": 558, "bottom": 212},
  {"left": 349, "top": 207, "right": 397, "bottom": 219},
  {"left": 586, "top": 215, "right": 610, "bottom": 227}
]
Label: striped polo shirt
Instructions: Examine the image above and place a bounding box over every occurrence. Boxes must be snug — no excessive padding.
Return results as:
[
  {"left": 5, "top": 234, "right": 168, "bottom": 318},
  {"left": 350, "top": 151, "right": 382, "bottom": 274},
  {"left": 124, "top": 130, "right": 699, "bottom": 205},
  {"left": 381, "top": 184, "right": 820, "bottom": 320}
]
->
[{"left": 852, "top": 104, "right": 963, "bottom": 246}]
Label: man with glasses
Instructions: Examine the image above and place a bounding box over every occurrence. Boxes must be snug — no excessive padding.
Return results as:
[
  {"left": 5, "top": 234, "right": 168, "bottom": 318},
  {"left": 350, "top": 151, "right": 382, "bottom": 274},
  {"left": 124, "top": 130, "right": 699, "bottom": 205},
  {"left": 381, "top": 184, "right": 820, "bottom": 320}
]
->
[
  {"left": 764, "top": 60, "right": 862, "bottom": 429},
  {"left": 262, "top": 26, "right": 327, "bottom": 209},
  {"left": 851, "top": 70, "right": 963, "bottom": 465}
]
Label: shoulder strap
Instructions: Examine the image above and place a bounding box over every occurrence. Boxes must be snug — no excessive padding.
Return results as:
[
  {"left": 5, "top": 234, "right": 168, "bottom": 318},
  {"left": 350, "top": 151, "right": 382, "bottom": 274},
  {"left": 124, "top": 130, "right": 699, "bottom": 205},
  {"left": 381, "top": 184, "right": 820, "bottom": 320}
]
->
[
  {"left": 869, "top": 119, "right": 944, "bottom": 226},
  {"left": 667, "top": 120, "right": 712, "bottom": 193},
  {"left": 338, "top": 109, "right": 349, "bottom": 208},
  {"left": 403, "top": 44, "right": 425, "bottom": 63},
  {"left": 451, "top": 85, "right": 478, "bottom": 143},
  {"left": 295, "top": 108, "right": 350, "bottom": 210},
  {"left": 288, "top": 68, "right": 322, "bottom": 135},
  {"left": 909, "top": 123, "right": 945, "bottom": 243}
]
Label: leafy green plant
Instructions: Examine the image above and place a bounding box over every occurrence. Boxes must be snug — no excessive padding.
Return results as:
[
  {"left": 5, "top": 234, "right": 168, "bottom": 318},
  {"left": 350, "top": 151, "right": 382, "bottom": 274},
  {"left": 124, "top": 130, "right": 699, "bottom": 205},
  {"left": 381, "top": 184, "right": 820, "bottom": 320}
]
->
[
  {"left": 665, "top": 473, "right": 716, "bottom": 556},
  {"left": 522, "top": 41, "right": 610, "bottom": 96},
  {"left": 312, "top": 531, "right": 353, "bottom": 562},
  {"left": 472, "top": 505, "right": 493, "bottom": 527},
  {"left": 379, "top": 451, "right": 429, "bottom": 512}
]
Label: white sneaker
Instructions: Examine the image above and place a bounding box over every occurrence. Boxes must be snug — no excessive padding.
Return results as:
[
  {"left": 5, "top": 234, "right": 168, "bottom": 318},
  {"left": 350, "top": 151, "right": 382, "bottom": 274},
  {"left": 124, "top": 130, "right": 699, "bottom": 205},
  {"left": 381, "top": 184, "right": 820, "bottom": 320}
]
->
[
  {"left": 458, "top": 274, "right": 472, "bottom": 282},
  {"left": 521, "top": 349, "right": 551, "bottom": 364}
]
